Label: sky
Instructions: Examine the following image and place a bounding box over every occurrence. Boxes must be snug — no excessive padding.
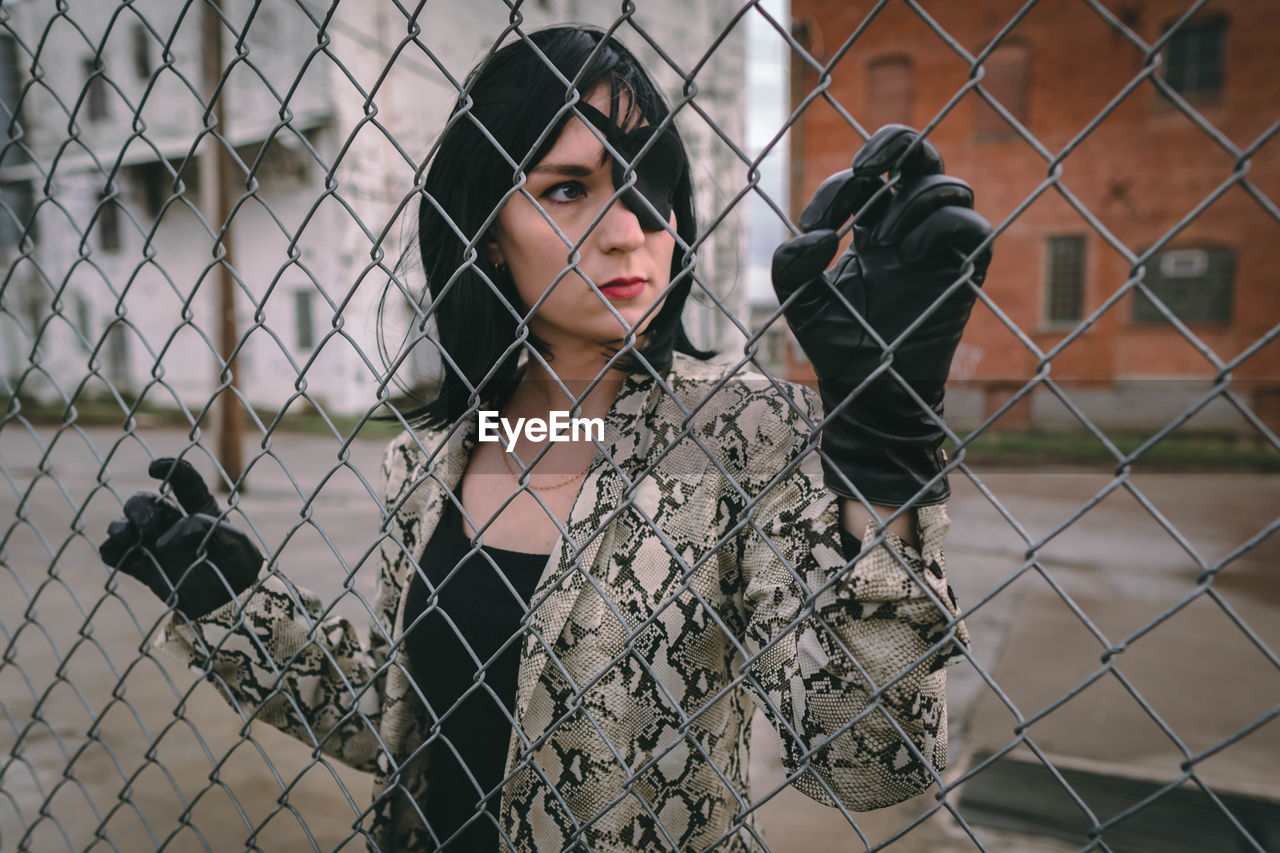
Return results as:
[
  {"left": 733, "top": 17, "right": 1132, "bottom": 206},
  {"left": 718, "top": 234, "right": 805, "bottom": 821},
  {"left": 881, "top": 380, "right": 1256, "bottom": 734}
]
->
[{"left": 745, "top": 0, "right": 790, "bottom": 304}]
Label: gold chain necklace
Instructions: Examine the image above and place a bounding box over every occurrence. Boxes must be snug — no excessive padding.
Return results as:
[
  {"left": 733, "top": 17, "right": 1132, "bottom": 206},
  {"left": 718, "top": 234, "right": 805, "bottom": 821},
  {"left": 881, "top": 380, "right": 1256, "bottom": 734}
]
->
[{"left": 500, "top": 446, "right": 591, "bottom": 491}]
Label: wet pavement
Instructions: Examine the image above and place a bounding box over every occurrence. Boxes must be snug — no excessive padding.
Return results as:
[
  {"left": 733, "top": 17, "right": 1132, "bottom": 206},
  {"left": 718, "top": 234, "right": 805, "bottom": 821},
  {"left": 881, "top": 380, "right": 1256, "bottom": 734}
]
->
[{"left": 3, "top": 425, "right": 1277, "bottom": 851}]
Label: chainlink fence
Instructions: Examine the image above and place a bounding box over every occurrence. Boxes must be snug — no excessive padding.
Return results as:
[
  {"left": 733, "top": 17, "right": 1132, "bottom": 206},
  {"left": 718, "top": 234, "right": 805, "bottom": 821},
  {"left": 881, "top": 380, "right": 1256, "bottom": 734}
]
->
[{"left": 3, "top": 0, "right": 1279, "bottom": 851}]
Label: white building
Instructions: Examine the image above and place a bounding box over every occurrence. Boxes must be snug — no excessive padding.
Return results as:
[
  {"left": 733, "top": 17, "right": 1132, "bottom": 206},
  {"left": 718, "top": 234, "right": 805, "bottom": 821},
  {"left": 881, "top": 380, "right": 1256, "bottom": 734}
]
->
[{"left": 0, "top": 0, "right": 750, "bottom": 418}]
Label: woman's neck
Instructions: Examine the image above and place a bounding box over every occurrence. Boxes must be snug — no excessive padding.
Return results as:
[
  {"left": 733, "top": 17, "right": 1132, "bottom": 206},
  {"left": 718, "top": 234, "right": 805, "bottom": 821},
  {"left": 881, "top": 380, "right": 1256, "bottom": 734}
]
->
[{"left": 506, "top": 347, "right": 626, "bottom": 424}]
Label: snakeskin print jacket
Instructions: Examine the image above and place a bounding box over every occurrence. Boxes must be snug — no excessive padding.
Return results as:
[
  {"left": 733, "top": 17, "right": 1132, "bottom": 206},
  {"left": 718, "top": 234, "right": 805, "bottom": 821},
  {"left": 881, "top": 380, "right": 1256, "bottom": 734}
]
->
[{"left": 155, "top": 353, "right": 969, "bottom": 852}]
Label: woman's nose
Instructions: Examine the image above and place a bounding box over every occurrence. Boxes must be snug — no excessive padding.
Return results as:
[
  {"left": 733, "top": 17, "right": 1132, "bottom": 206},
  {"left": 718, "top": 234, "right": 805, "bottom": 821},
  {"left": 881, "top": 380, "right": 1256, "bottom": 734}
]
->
[{"left": 594, "top": 193, "right": 646, "bottom": 253}]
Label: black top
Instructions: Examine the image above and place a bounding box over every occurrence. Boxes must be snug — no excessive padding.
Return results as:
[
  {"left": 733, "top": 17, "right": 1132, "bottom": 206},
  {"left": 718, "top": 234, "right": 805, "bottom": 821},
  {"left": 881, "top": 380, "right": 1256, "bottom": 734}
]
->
[{"left": 401, "top": 493, "right": 549, "bottom": 851}]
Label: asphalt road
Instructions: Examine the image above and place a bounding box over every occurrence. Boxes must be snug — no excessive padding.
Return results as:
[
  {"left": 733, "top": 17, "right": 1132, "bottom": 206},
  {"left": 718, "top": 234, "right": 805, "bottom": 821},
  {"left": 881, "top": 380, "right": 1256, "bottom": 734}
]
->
[{"left": 3, "top": 424, "right": 1277, "bottom": 851}]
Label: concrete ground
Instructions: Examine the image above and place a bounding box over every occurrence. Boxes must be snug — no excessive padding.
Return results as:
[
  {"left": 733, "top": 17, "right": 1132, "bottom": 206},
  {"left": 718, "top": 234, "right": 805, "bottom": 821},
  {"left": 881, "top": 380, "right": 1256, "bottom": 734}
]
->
[{"left": 2, "top": 424, "right": 1277, "bottom": 851}]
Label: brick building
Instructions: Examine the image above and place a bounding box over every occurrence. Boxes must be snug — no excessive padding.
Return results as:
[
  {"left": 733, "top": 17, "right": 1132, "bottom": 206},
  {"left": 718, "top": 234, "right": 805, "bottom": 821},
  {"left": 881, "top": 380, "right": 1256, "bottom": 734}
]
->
[{"left": 784, "top": 0, "right": 1280, "bottom": 434}]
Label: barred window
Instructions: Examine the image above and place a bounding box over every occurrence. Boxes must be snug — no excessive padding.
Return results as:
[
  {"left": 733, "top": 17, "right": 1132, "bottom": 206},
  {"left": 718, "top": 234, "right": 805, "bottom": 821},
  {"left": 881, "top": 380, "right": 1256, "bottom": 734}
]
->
[
  {"left": 97, "top": 189, "right": 121, "bottom": 252},
  {"left": 1163, "top": 17, "right": 1226, "bottom": 95},
  {"left": 74, "top": 293, "right": 92, "bottom": 352},
  {"left": 129, "top": 160, "right": 170, "bottom": 218},
  {"left": 83, "top": 57, "right": 109, "bottom": 121},
  {"left": 0, "top": 34, "right": 35, "bottom": 248},
  {"left": 865, "top": 56, "right": 913, "bottom": 129},
  {"left": 103, "top": 321, "right": 131, "bottom": 387},
  {"left": 974, "top": 43, "right": 1030, "bottom": 138},
  {"left": 294, "top": 288, "right": 315, "bottom": 350},
  {"left": 0, "top": 181, "right": 34, "bottom": 251},
  {"left": 0, "top": 33, "right": 19, "bottom": 126},
  {"left": 0, "top": 32, "right": 27, "bottom": 170},
  {"left": 1045, "top": 235, "right": 1086, "bottom": 324},
  {"left": 132, "top": 23, "right": 152, "bottom": 80},
  {"left": 1133, "top": 246, "right": 1234, "bottom": 325}
]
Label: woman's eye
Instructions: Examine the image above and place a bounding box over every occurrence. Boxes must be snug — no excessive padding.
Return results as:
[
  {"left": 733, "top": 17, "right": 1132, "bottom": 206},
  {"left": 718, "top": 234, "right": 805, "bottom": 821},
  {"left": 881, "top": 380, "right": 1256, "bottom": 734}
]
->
[{"left": 544, "top": 182, "right": 585, "bottom": 203}]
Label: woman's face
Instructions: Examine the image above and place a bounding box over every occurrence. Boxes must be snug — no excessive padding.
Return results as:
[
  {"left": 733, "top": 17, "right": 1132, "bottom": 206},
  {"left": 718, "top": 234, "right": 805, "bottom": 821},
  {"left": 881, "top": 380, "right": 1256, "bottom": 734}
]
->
[{"left": 486, "top": 87, "right": 677, "bottom": 355}]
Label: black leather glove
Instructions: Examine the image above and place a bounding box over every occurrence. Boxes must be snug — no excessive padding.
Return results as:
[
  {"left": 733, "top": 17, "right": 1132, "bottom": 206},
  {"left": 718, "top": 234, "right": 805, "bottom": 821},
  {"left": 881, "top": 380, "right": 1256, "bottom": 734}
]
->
[
  {"left": 772, "top": 125, "right": 993, "bottom": 506},
  {"left": 99, "top": 458, "right": 262, "bottom": 619}
]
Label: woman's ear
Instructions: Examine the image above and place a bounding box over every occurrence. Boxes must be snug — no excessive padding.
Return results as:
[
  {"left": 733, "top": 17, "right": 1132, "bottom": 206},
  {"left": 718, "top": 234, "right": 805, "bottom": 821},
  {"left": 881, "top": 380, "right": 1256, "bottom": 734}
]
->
[{"left": 485, "top": 234, "right": 506, "bottom": 268}]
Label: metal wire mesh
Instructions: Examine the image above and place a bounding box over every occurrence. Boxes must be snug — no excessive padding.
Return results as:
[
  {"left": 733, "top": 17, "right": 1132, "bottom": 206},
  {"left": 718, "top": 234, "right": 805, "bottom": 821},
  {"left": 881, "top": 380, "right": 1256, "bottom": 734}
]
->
[{"left": 3, "top": 1, "right": 1278, "bottom": 851}]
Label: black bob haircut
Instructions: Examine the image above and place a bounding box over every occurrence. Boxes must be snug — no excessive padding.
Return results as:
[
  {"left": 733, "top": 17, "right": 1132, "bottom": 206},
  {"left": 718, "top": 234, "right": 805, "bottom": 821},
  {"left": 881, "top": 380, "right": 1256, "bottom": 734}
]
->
[{"left": 401, "top": 25, "right": 711, "bottom": 430}]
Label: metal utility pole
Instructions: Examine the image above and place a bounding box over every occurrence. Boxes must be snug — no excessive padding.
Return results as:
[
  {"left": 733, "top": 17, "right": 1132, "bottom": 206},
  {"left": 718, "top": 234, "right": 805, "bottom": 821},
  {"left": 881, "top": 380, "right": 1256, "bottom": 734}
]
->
[{"left": 200, "top": 0, "right": 243, "bottom": 491}]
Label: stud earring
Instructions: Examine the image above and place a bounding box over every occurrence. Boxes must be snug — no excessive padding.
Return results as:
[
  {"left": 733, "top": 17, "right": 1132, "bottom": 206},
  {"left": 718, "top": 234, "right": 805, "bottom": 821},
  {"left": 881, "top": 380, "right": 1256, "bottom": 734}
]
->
[{"left": 495, "top": 262, "right": 509, "bottom": 277}]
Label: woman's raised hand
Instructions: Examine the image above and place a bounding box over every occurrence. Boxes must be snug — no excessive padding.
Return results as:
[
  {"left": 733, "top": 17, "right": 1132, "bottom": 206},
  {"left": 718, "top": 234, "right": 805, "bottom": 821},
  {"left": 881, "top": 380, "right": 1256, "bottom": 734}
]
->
[
  {"left": 98, "top": 458, "right": 262, "bottom": 619},
  {"left": 772, "top": 125, "right": 993, "bottom": 507}
]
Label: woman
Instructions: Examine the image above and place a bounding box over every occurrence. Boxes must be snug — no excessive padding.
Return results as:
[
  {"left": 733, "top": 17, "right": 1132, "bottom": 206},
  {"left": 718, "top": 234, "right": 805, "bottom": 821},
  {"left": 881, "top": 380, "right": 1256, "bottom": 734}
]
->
[{"left": 98, "top": 26, "right": 990, "bottom": 852}]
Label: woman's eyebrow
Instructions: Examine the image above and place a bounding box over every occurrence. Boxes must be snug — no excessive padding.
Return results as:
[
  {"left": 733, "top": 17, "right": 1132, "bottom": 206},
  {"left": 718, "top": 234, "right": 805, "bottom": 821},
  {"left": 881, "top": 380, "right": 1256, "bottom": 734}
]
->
[
  {"left": 529, "top": 162, "right": 594, "bottom": 177},
  {"left": 529, "top": 150, "right": 611, "bottom": 177}
]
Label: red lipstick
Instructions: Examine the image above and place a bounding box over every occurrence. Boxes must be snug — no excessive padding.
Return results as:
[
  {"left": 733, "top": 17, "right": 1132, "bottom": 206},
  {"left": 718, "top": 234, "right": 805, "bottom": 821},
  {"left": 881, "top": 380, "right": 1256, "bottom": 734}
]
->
[{"left": 598, "top": 277, "right": 646, "bottom": 300}]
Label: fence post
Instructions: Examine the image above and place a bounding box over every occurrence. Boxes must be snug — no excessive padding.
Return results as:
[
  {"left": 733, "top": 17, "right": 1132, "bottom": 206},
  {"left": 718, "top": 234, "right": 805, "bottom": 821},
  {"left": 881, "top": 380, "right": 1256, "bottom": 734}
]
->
[{"left": 200, "top": 0, "right": 243, "bottom": 490}]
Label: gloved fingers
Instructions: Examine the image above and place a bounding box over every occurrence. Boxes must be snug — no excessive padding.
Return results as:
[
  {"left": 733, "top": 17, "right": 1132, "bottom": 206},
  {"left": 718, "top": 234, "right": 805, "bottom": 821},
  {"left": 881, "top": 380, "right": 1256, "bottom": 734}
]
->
[
  {"left": 899, "top": 205, "right": 994, "bottom": 276},
  {"left": 154, "top": 513, "right": 216, "bottom": 556},
  {"left": 871, "top": 173, "right": 974, "bottom": 246},
  {"left": 122, "top": 493, "right": 182, "bottom": 544},
  {"left": 132, "top": 554, "right": 177, "bottom": 601},
  {"left": 156, "top": 514, "right": 262, "bottom": 578},
  {"left": 797, "top": 169, "right": 888, "bottom": 233},
  {"left": 99, "top": 513, "right": 173, "bottom": 601},
  {"left": 852, "top": 125, "right": 944, "bottom": 181},
  {"left": 108, "top": 543, "right": 175, "bottom": 601},
  {"left": 149, "top": 457, "right": 219, "bottom": 517},
  {"left": 98, "top": 518, "right": 141, "bottom": 567},
  {"left": 771, "top": 230, "right": 841, "bottom": 301},
  {"left": 152, "top": 516, "right": 226, "bottom": 599},
  {"left": 154, "top": 515, "right": 262, "bottom": 614}
]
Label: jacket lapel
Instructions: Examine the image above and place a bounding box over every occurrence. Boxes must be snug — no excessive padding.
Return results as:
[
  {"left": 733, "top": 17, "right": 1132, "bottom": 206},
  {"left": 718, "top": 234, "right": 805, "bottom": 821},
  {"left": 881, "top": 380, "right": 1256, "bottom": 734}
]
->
[
  {"left": 513, "top": 367, "right": 662, "bottom": 727},
  {"left": 377, "top": 421, "right": 476, "bottom": 775},
  {"left": 385, "top": 368, "right": 666, "bottom": 732}
]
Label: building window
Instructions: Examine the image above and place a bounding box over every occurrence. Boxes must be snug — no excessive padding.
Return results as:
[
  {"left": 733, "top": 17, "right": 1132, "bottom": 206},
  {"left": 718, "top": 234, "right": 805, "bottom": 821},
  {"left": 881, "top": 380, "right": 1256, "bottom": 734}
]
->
[
  {"left": 128, "top": 160, "right": 172, "bottom": 217},
  {"left": 132, "top": 24, "right": 153, "bottom": 80},
  {"left": 294, "top": 289, "right": 315, "bottom": 350},
  {"left": 104, "top": 321, "right": 131, "bottom": 389},
  {"left": 974, "top": 43, "right": 1030, "bottom": 138},
  {"left": 83, "top": 57, "right": 109, "bottom": 121},
  {"left": 1133, "top": 246, "right": 1233, "bottom": 325},
  {"left": 0, "top": 34, "right": 17, "bottom": 112},
  {"left": 1163, "top": 17, "right": 1226, "bottom": 95},
  {"left": 74, "top": 294, "right": 92, "bottom": 351},
  {"left": 97, "top": 190, "right": 121, "bottom": 252},
  {"left": 1045, "top": 235, "right": 1086, "bottom": 324},
  {"left": 865, "top": 56, "right": 912, "bottom": 129},
  {"left": 0, "top": 33, "right": 20, "bottom": 127},
  {"left": 18, "top": 277, "right": 44, "bottom": 334},
  {"left": 0, "top": 181, "right": 35, "bottom": 251}
]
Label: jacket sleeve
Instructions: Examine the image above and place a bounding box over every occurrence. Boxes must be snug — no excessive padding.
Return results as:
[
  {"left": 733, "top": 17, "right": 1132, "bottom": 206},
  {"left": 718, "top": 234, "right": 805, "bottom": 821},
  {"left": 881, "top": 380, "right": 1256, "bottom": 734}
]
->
[
  {"left": 149, "top": 439, "right": 410, "bottom": 774},
  {"left": 731, "top": 385, "right": 969, "bottom": 811}
]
